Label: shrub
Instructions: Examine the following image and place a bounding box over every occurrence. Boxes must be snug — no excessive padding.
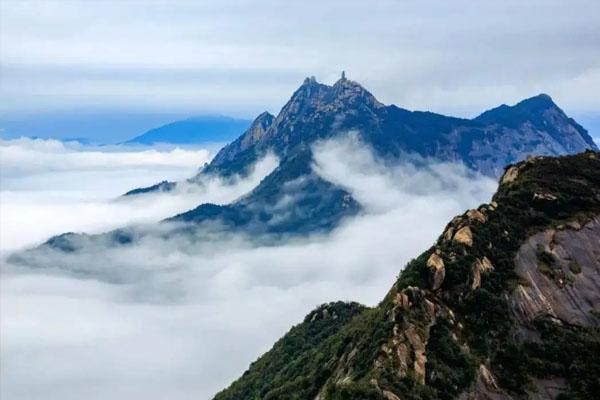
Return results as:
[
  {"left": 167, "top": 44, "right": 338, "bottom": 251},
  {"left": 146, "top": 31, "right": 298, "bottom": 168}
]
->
[{"left": 569, "top": 261, "right": 582, "bottom": 274}]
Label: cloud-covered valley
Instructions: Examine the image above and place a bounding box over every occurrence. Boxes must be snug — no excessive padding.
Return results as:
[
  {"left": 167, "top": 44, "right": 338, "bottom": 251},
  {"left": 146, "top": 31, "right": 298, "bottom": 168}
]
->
[
  {"left": 0, "top": 136, "right": 498, "bottom": 399},
  {"left": 0, "top": 137, "right": 277, "bottom": 252}
]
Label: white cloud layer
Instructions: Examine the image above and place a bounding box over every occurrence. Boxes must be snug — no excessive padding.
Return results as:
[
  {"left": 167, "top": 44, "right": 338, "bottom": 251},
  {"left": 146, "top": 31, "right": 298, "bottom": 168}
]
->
[
  {"left": 0, "top": 137, "right": 278, "bottom": 251},
  {"left": 0, "top": 136, "right": 497, "bottom": 399},
  {"left": 0, "top": 137, "right": 212, "bottom": 179}
]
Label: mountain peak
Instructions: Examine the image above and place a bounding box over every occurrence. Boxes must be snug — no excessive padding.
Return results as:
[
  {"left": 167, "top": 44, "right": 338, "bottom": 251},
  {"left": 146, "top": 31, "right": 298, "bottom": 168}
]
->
[
  {"left": 475, "top": 92, "right": 560, "bottom": 124},
  {"left": 254, "top": 111, "right": 275, "bottom": 124},
  {"left": 514, "top": 93, "right": 557, "bottom": 111},
  {"left": 126, "top": 115, "right": 251, "bottom": 145},
  {"left": 285, "top": 74, "right": 384, "bottom": 111},
  {"left": 330, "top": 73, "right": 383, "bottom": 109},
  {"left": 208, "top": 111, "right": 275, "bottom": 168},
  {"left": 207, "top": 80, "right": 595, "bottom": 180},
  {"left": 280, "top": 77, "right": 333, "bottom": 117},
  {"left": 332, "top": 71, "right": 357, "bottom": 87},
  {"left": 301, "top": 75, "right": 319, "bottom": 87}
]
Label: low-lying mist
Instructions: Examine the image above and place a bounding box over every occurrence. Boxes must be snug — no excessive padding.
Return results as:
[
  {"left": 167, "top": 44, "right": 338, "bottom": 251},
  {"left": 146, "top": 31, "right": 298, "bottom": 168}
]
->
[
  {"left": 0, "top": 137, "right": 278, "bottom": 252},
  {"left": 0, "top": 136, "right": 498, "bottom": 400}
]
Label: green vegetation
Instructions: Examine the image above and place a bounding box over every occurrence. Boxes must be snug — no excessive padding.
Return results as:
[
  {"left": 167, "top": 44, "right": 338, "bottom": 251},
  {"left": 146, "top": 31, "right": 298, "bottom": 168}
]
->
[
  {"left": 493, "top": 319, "right": 600, "bottom": 399},
  {"left": 213, "top": 301, "right": 366, "bottom": 400},
  {"left": 526, "top": 319, "right": 600, "bottom": 399},
  {"left": 214, "top": 151, "right": 600, "bottom": 400},
  {"left": 536, "top": 243, "right": 564, "bottom": 281},
  {"left": 569, "top": 261, "right": 582, "bottom": 274},
  {"left": 425, "top": 319, "right": 477, "bottom": 399}
]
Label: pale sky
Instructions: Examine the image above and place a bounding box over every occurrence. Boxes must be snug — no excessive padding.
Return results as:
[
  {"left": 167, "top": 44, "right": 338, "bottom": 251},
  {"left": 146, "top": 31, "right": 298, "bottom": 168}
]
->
[{"left": 1, "top": 0, "right": 599, "bottom": 119}]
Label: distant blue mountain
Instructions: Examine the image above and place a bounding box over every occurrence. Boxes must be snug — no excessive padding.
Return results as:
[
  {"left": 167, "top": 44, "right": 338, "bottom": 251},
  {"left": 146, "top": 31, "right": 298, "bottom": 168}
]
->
[
  {"left": 126, "top": 116, "right": 252, "bottom": 145},
  {"left": 0, "top": 111, "right": 190, "bottom": 143}
]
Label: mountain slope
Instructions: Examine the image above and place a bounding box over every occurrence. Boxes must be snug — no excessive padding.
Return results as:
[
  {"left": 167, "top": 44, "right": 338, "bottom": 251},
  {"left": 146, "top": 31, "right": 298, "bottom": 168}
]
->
[
  {"left": 129, "top": 77, "right": 595, "bottom": 198},
  {"left": 213, "top": 151, "right": 600, "bottom": 400},
  {"left": 203, "top": 77, "right": 596, "bottom": 179},
  {"left": 126, "top": 115, "right": 251, "bottom": 145},
  {"left": 136, "top": 76, "right": 596, "bottom": 236},
  {"left": 170, "top": 148, "right": 360, "bottom": 234}
]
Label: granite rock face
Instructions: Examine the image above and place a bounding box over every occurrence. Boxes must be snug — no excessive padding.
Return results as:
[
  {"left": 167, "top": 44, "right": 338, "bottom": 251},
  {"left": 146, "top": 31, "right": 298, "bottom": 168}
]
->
[
  {"left": 512, "top": 216, "right": 600, "bottom": 327},
  {"left": 210, "top": 111, "right": 275, "bottom": 168}
]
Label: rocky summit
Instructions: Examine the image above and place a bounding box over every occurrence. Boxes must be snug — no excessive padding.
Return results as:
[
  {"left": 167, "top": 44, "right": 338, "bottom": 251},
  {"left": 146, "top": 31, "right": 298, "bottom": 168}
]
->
[
  {"left": 213, "top": 150, "right": 600, "bottom": 400},
  {"left": 203, "top": 75, "right": 596, "bottom": 178},
  {"left": 138, "top": 75, "right": 596, "bottom": 236}
]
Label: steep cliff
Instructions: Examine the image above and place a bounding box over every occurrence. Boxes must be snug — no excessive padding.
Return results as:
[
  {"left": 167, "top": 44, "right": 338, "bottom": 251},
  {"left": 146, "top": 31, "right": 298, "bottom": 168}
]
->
[{"left": 213, "top": 151, "right": 600, "bottom": 400}]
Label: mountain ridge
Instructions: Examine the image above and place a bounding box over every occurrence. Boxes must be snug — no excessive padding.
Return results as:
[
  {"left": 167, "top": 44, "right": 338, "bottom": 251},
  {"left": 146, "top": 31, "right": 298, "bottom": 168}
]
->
[
  {"left": 126, "top": 77, "right": 596, "bottom": 200},
  {"left": 131, "top": 76, "right": 596, "bottom": 237},
  {"left": 213, "top": 150, "right": 600, "bottom": 400},
  {"left": 126, "top": 115, "right": 252, "bottom": 145},
  {"left": 199, "top": 77, "right": 596, "bottom": 180}
]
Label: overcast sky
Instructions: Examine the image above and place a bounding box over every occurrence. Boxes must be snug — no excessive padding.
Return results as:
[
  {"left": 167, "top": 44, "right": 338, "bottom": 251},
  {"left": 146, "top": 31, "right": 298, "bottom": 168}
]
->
[{"left": 1, "top": 0, "right": 599, "bottom": 120}]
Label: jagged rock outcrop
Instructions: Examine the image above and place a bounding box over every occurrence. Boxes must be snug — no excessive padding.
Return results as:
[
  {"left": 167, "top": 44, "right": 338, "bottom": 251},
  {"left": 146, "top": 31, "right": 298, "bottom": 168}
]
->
[
  {"left": 210, "top": 111, "right": 275, "bottom": 168},
  {"left": 427, "top": 253, "right": 446, "bottom": 290},
  {"left": 213, "top": 151, "right": 600, "bottom": 400},
  {"left": 380, "top": 287, "right": 439, "bottom": 385},
  {"left": 454, "top": 226, "right": 474, "bottom": 246},
  {"left": 470, "top": 257, "right": 494, "bottom": 290}
]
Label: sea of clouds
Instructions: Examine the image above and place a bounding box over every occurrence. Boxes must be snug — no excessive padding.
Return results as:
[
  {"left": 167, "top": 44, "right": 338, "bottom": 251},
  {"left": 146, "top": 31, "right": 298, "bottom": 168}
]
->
[
  {"left": 0, "top": 137, "right": 277, "bottom": 252},
  {"left": 0, "top": 136, "right": 498, "bottom": 400}
]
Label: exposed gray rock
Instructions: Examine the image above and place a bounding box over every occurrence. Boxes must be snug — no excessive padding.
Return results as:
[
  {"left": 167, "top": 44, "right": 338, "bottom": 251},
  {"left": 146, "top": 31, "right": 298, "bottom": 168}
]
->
[
  {"left": 210, "top": 111, "right": 275, "bottom": 167},
  {"left": 511, "top": 216, "right": 600, "bottom": 326}
]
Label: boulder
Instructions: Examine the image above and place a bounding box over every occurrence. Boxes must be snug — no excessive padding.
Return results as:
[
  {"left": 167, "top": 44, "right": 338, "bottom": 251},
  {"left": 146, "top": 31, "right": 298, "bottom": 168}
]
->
[
  {"left": 467, "top": 209, "right": 487, "bottom": 223},
  {"left": 501, "top": 165, "right": 519, "bottom": 184},
  {"left": 426, "top": 253, "right": 445, "bottom": 290},
  {"left": 454, "top": 226, "right": 473, "bottom": 246},
  {"left": 443, "top": 226, "right": 454, "bottom": 242}
]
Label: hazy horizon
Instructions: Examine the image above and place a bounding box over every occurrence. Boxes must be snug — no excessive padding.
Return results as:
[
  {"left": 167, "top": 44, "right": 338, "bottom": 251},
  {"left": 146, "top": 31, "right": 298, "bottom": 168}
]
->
[
  {"left": 1, "top": 87, "right": 599, "bottom": 143},
  {"left": 1, "top": 0, "right": 599, "bottom": 140}
]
